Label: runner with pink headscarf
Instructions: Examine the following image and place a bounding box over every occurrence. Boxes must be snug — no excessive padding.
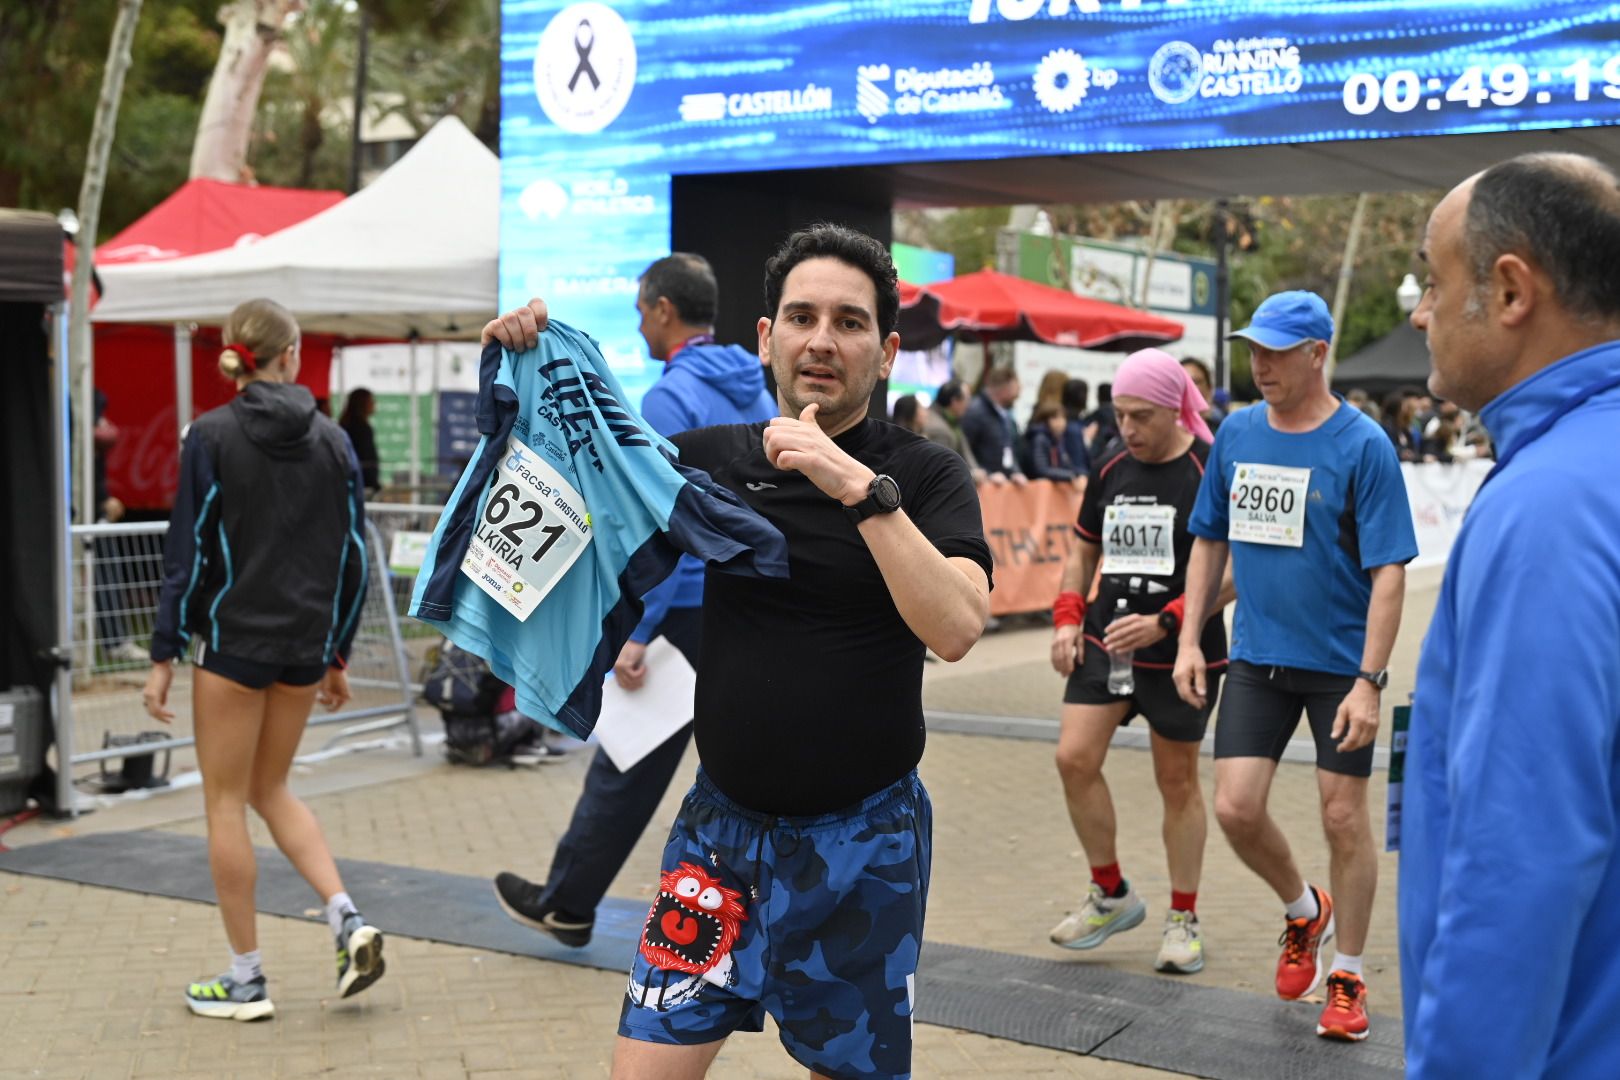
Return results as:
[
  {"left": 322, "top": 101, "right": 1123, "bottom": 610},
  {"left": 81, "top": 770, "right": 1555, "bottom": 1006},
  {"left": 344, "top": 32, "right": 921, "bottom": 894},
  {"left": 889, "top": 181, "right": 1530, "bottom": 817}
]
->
[
  {"left": 1045, "top": 346, "right": 1235, "bottom": 977},
  {"left": 1110, "top": 348, "right": 1215, "bottom": 444}
]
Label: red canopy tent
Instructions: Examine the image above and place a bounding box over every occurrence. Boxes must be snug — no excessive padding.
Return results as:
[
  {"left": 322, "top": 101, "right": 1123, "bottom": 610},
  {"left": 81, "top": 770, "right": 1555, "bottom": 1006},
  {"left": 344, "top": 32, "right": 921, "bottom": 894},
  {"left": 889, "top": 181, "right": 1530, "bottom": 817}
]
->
[
  {"left": 85, "top": 180, "right": 345, "bottom": 510},
  {"left": 912, "top": 269, "right": 1184, "bottom": 352}
]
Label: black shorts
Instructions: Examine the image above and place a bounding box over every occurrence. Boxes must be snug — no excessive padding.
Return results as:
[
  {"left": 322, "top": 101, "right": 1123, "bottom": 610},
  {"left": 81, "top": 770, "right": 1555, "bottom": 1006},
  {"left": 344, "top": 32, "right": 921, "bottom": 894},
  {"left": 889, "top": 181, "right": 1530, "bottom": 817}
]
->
[
  {"left": 194, "top": 641, "right": 326, "bottom": 690},
  {"left": 1213, "top": 660, "right": 1374, "bottom": 777},
  {"left": 1063, "top": 640, "right": 1222, "bottom": 743}
]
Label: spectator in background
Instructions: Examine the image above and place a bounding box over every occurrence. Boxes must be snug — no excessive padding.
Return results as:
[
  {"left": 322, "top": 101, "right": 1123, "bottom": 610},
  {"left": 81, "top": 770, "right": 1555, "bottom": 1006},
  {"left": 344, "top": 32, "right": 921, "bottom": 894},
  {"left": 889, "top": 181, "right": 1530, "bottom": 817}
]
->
[
  {"left": 338, "top": 387, "right": 381, "bottom": 494},
  {"left": 1346, "top": 387, "right": 1379, "bottom": 422},
  {"left": 962, "top": 365, "right": 1028, "bottom": 486},
  {"left": 1380, "top": 390, "right": 1421, "bottom": 462},
  {"left": 1180, "top": 358, "right": 1225, "bottom": 435},
  {"left": 1060, "top": 378, "right": 1094, "bottom": 479},
  {"left": 1026, "top": 403, "right": 1080, "bottom": 486},
  {"left": 925, "top": 379, "right": 985, "bottom": 481},
  {"left": 892, "top": 393, "right": 928, "bottom": 435},
  {"left": 1420, "top": 402, "right": 1463, "bottom": 463},
  {"left": 1085, "top": 382, "right": 1120, "bottom": 463}
]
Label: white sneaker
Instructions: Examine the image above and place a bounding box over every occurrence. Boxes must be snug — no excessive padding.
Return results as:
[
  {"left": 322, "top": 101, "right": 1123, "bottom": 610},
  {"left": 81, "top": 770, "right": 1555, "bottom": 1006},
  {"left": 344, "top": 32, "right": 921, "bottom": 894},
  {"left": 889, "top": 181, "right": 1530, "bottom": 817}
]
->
[
  {"left": 1049, "top": 882, "right": 1146, "bottom": 949},
  {"left": 106, "top": 641, "right": 149, "bottom": 664},
  {"left": 1155, "top": 910, "right": 1204, "bottom": 974}
]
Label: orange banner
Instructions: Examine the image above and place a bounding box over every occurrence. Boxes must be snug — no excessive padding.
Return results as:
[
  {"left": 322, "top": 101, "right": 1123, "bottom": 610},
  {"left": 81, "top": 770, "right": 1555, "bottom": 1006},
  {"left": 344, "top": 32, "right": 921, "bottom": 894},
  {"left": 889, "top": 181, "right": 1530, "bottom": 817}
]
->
[{"left": 977, "top": 480, "right": 1083, "bottom": 616}]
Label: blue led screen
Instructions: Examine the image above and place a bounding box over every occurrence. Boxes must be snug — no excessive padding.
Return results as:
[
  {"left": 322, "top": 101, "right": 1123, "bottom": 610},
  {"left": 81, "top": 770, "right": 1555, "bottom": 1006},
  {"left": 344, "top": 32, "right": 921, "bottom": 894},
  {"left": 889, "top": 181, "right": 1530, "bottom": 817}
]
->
[{"left": 500, "top": 0, "right": 1620, "bottom": 403}]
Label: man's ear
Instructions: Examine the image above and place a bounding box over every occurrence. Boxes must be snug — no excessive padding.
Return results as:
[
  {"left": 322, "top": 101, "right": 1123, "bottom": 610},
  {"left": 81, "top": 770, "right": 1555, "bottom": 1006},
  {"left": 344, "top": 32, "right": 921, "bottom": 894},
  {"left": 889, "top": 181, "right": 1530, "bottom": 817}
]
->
[
  {"left": 879, "top": 331, "right": 900, "bottom": 380},
  {"left": 1492, "top": 253, "right": 1539, "bottom": 329},
  {"left": 757, "top": 317, "right": 773, "bottom": 366}
]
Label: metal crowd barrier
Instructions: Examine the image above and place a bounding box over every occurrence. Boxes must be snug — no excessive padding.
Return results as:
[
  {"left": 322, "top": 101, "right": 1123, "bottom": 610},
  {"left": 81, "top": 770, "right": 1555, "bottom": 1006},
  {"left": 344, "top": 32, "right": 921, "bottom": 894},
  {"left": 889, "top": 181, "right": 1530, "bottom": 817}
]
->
[{"left": 57, "top": 518, "right": 421, "bottom": 813}]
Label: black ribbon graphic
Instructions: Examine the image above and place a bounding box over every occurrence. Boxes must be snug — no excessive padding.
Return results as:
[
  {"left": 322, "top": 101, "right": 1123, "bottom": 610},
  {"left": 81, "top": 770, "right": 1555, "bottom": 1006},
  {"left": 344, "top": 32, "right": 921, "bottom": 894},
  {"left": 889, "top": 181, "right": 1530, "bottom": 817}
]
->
[{"left": 568, "top": 19, "right": 600, "bottom": 92}]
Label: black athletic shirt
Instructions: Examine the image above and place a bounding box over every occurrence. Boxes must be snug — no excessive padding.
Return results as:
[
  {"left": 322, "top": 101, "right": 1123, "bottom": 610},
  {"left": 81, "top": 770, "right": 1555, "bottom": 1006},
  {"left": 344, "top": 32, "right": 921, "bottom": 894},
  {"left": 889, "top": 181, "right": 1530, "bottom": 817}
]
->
[
  {"left": 672, "top": 418, "right": 993, "bottom": 814},
  {"left": 1076, "top": 441, "right": 1227, "bottom": 669}
]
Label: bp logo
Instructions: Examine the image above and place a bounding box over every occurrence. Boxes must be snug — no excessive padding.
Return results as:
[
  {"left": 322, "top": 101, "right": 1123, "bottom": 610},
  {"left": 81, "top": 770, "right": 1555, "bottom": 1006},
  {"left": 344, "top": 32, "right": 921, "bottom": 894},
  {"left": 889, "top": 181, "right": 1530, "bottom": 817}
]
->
[
  {"left": 1148, "top": 41, "right": 1203, "bottom": 105},
  {"left": 533, "top": 2, "right": 637, "bottom": 134}
]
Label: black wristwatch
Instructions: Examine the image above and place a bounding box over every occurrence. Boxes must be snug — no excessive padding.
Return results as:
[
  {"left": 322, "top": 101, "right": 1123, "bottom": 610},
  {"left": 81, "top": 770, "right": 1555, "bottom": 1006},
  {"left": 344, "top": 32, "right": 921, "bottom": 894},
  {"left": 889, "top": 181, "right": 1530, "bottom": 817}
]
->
[
  {"left": 844, "top": 474, "right": 902, "bottom": 523},
  {"left": 1356, "top": 668, "right": 1389, "bottom": 690},
  {"left": 1157, "top": 608, "right": 1181, "bottom": 637}
]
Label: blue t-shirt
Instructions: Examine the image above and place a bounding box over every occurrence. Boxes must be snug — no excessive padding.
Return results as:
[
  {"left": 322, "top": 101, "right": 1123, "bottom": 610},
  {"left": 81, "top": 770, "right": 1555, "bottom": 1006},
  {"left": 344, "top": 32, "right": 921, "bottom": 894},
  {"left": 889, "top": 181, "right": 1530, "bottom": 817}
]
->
[
  {"left": 1188, "top": 399, "right": 1417, "bottom": 675},
  {"left": 410, "top": 322, "right": 788, "bottom": 738}
]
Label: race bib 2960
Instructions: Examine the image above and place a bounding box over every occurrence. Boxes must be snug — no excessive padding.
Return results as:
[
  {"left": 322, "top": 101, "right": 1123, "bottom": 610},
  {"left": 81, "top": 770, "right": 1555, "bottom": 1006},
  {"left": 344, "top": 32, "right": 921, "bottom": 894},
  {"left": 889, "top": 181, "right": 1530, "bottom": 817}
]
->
[
  {"left": 460, "top": 436, "right": 592, "bottom": 621},
  {"left": 1227, "top": 463, "right": 1310, "bottom": 548}
]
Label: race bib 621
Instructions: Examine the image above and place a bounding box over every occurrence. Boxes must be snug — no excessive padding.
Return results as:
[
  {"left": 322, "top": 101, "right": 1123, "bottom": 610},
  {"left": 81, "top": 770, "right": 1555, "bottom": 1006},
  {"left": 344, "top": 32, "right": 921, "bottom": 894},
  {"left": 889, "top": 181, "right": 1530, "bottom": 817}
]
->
[{"left": 460, "top": 436, "right": 592, "bottom": 621}]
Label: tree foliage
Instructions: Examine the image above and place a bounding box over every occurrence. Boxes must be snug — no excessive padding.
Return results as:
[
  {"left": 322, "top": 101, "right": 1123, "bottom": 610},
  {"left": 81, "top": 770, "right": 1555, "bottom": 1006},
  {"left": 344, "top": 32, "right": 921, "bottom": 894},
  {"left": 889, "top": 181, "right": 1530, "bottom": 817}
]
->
[{"left": 3, "top": 0, "right": 496, "bottom": 240}]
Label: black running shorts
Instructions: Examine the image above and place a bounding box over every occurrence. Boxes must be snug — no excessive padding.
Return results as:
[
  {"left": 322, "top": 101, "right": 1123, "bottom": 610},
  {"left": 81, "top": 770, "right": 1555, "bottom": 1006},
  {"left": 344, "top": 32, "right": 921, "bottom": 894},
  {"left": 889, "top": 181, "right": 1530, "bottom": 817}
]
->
[
  {"left": 194, "top": 641, "right": 326, "bottom": 690},
  {"left": 1063, "top": 640, "right": 1222, "bottom": 743},
  {"left": 1213, "top": 660, "right": 1375, "bottom": 777}
]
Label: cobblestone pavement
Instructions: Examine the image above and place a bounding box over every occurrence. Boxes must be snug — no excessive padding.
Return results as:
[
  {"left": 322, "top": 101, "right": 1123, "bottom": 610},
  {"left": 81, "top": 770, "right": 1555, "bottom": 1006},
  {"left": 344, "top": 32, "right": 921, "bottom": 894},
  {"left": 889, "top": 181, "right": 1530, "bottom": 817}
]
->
[{"left": 2, "top": 571, "right": 1437, "bottom": 1078}]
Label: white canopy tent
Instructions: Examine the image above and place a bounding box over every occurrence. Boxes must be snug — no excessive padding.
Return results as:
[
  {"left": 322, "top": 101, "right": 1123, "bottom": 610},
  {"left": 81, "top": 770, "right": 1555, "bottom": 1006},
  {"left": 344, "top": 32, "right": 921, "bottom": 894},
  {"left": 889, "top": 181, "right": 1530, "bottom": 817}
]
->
[{"left": 92, "top": 116, "right": 498, "bottom": 339}]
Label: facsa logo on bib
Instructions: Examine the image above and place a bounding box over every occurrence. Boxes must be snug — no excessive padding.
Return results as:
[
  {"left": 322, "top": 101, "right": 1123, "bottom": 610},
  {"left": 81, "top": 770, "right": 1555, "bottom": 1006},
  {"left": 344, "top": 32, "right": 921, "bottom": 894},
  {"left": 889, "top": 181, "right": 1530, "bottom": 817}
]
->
[{"left": 533, "top": 3, "right": 637, "bottom": 134}]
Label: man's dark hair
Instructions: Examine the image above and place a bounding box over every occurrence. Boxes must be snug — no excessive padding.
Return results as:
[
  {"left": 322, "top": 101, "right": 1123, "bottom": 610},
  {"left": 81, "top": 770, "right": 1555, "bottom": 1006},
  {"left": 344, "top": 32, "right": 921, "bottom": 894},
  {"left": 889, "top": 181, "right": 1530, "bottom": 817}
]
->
[
  {"left": 1097, "top": 382, "right": 1113, "bottom": 405},
  {"left": 935, "top": 379, "right": 968, "bottom": 409},
  {"left": 982, "top": 365, "right": 1018, "bottom": 390},
  {"left": 763, "top": 223, "right": 899, "bottom": 336},
  {"left": 639, "top": 252, "right": 719, "bottom": 326},
  {"left": 1061, "top": 378, "right": 1088, "bottom": 415},
  {"left": 891, "top": 394, "right": 921, "bottom": 429},
  {"left": 1466, "top": 153, "right": 1620, "bottom": 322}
]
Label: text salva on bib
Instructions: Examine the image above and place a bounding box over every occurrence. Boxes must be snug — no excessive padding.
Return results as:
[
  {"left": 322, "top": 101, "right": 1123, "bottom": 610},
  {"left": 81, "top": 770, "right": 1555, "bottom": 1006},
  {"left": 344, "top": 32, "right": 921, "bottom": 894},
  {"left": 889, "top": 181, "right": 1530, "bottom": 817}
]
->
[
  {"left": 1101, "top": 503, "right": 1177, "bottom": 575},
  {"left": 460, "top": 436, "right": 593, "bottom": 621},
  {"left": 1227, "top": 463, "right": 1310, "bottom": 548}
]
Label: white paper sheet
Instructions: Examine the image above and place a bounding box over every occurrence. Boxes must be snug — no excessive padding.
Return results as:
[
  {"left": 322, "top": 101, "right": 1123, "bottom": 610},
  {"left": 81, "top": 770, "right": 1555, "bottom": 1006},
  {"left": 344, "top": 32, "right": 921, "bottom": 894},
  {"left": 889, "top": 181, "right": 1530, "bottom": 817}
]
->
[{"left": 594, "top": 637, "right": 696, "bottom": 771}]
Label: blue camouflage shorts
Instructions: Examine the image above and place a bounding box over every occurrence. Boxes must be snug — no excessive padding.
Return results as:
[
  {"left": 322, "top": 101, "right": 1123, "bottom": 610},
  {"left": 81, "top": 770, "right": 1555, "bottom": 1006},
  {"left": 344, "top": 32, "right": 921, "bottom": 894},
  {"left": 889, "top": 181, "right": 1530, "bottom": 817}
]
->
[{"left": 618, "top": 768, "right": 933, "bottom": 1080}]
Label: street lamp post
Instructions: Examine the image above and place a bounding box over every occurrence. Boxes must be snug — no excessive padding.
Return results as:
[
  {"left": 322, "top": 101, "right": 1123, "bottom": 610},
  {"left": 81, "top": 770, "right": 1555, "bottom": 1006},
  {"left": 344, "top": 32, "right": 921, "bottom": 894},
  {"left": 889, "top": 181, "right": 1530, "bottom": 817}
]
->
[{"left": 1397, "top": 272, "right": 1423, "bottom": 315}]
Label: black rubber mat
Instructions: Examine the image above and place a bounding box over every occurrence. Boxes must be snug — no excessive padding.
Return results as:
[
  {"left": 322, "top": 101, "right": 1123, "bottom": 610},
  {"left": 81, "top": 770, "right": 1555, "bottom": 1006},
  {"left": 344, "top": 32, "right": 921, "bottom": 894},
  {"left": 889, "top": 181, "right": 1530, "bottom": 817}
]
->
[{"left": 1, "top": 832, "right": 1403, "bottom": 1077}]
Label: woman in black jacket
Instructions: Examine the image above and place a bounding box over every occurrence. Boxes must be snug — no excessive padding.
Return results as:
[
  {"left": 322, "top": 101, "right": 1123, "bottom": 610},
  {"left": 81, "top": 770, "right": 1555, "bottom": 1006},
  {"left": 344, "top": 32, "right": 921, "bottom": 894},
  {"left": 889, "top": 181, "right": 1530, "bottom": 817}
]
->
[{"left": 142, "top": 298, "right": 385, "bottom": 1020}]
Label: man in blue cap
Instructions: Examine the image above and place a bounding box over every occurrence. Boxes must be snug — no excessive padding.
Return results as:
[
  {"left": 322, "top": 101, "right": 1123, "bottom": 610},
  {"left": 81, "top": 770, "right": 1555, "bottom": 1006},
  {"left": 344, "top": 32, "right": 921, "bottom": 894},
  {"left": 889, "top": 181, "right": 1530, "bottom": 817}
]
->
[{"left": 1173, "top": 290, "right": 1417, "bottom": 1043}]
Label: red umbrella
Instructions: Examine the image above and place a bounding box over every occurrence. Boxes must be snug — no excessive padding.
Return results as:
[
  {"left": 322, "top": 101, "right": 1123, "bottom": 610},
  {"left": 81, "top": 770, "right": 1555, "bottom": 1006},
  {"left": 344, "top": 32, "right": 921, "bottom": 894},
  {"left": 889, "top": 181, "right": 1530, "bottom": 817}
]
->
[
  {"left": 897, "top": 279, "right": 971, "bottom": 351},
  {"left": 919, "top": 268, "right": 1184, "bottom": 352}
]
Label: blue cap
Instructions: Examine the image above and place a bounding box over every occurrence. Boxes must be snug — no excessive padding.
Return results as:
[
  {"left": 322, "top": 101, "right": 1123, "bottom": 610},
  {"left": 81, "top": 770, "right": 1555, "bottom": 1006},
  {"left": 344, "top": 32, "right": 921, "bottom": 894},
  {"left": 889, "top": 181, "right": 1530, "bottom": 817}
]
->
[{"left": 1228, "top": 290, "right": 1333, "bottom": 350}]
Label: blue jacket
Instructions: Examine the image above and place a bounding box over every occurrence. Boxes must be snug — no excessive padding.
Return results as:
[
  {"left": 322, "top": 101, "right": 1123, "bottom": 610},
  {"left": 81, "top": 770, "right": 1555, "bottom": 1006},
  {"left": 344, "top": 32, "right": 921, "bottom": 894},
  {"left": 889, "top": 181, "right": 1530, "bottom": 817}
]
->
[
  {"left": 1400, "top": 340, "right": 1620, "bottom": 1077},
  {"left": 631, "top": 341, "right": 775, "bottom": 643}
]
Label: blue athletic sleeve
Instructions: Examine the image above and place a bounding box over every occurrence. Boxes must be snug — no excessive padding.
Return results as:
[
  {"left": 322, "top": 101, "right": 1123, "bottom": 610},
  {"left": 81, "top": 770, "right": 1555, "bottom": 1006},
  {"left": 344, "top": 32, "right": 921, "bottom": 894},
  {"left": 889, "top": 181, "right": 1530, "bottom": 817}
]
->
[
  {"left": 1188, "top": 420, "right": 1230, "bottom": 540},
  {"left": 629, "top": 377, "right": 697, "bottom": 644},
  {"left": 1352, "top": 433, "right": 1419, "bottom": 570},
  {"left": 1403, "top": 470, "right": 1620, "bottom": 1076},
  {"left": 151, "top": 429, "right": 220, "bottom": 663},
  {"left": 328, "top": 434, "right": 370, "bottom": 666}
]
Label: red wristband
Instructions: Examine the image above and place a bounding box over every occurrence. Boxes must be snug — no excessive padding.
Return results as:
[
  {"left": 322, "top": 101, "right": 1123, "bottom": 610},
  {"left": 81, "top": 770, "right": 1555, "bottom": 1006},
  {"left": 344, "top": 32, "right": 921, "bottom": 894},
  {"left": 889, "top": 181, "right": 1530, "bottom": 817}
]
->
[
  {"left": 1161, "top": 594, "right": 1187, "bottom": 633},
  {"left": 1053, "top": 591, "right": 1086, "bottom": 628}
]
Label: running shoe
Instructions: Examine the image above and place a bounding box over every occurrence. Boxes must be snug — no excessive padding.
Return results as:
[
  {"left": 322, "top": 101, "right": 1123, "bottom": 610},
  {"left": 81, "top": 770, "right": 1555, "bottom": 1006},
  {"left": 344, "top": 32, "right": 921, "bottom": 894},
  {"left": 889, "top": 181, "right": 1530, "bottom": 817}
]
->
[
  {"left": 335, "top": 911, "right": 386, "bottom": 998},
  {"left": 493, "top": 871, "right": 594, "bottom": 947},
  {"left": 1276, "top": 885, "right": 1335, "bottom": 1000},
  {"left": 1049, "top": 881, "right": 1146, "bottom": 950},
  {"left": 1316, "top": 970, "right": 1371, "bottom": 1041},
  {"left": 1154, "top": 910, "right": 1204, "bottom": 974},
  {"left": 184, "top": 973, "right": 274, "bottom": 1021}
]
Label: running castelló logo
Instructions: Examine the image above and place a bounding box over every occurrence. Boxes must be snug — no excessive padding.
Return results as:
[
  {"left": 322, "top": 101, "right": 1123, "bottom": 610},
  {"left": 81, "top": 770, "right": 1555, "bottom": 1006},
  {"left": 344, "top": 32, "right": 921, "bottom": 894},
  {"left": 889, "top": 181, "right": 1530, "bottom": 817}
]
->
[{"left": 533, "top": 2, "right": 637, "bottom": 134}]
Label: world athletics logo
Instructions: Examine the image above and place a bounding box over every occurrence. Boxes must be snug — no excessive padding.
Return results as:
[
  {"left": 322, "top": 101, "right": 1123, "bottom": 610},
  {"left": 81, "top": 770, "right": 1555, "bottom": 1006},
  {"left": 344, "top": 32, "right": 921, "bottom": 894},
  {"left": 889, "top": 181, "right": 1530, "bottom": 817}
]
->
[{"left": 1148, "top": 41, "right": 1204, "bottom": 105}]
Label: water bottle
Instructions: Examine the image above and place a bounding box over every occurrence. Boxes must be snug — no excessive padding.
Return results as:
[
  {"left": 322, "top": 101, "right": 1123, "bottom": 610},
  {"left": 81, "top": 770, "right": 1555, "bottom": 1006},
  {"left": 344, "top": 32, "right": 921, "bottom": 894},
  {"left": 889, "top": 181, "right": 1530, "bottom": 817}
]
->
[{"left": 1107, "top": 598, "right": 1135, "bottom": 696}]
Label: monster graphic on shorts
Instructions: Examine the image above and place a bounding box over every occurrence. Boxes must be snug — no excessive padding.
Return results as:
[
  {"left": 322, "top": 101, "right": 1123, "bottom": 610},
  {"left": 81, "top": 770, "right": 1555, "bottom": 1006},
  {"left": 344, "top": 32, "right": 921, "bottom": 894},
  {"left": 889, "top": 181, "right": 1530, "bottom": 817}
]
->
[{"left": 639, "top": 862, "right": 747, "bottom": 977}]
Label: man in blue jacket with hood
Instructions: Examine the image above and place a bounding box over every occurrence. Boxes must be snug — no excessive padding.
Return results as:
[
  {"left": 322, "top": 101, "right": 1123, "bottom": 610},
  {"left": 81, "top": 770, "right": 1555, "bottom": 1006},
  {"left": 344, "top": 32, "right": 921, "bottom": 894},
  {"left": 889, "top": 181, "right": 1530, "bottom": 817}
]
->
[
  {"left": 1401, "top": 152, "right": 1620, "bottom": 1077},
  {"left": 494, "top": 253, "right": 775, "bottom": 946}
]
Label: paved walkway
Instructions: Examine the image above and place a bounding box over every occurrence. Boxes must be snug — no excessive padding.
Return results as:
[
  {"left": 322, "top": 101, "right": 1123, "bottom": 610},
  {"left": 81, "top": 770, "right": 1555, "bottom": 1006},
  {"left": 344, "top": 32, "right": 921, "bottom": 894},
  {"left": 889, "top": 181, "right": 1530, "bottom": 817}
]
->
[{"left": 1, "top": 570, "right": 1438, "bottom": 1078}]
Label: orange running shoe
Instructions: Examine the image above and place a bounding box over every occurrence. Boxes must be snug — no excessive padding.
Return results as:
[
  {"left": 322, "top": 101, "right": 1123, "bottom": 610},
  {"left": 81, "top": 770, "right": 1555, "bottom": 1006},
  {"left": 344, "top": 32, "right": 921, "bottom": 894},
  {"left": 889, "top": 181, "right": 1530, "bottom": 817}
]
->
[
  {"left": 1275, "top": 885, "right": 1335, "bottom": 1000},
  {"left": 1316, "top": 970, "right": 1370, "bottom": 1041}
]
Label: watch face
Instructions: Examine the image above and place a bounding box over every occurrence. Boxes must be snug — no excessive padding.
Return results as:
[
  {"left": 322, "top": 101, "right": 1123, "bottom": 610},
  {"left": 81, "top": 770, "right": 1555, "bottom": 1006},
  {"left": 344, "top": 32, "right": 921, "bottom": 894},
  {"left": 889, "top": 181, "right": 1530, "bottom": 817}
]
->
[{"left": 872, "top": 474, "right": 901, "bottom": 511}]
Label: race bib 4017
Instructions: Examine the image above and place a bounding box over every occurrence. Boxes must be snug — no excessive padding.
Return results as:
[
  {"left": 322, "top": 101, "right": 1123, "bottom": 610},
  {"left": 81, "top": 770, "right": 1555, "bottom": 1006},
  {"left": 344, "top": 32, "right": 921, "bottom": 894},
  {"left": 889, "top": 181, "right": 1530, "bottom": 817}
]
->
[
  {"left": 1101, "top": 503, "right": 1176, "bottom": 576},
  {"left": 1228, "top": 463, "right": 1310, "bottom": 548},
  {"left": 460, "top": 436, "right": 592, "bottom": 621}
]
